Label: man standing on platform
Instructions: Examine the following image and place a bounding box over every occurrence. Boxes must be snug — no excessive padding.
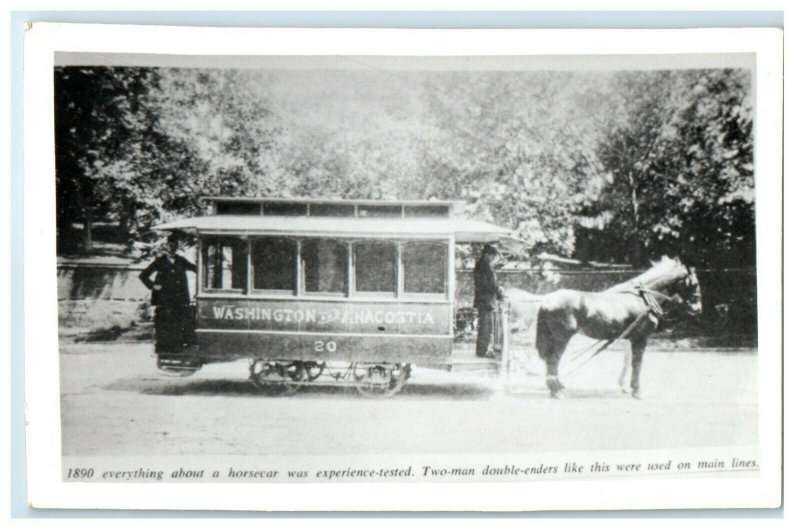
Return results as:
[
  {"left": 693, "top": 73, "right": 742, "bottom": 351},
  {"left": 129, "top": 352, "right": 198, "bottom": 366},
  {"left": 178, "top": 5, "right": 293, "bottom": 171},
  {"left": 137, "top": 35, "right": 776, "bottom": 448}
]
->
[
  {"left": 139, "top": 232, "right": 197, "bottom": 355},
  {"left": 473, "top": 243, "right": 506, "bottom": 359}
]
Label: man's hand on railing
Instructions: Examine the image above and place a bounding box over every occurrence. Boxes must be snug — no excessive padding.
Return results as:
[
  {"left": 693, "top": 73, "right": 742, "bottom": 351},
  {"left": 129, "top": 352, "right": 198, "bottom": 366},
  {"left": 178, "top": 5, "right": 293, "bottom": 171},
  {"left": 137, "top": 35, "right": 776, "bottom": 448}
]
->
[{"left": 497, "top": 286, "right": 509, "bottom": 305}]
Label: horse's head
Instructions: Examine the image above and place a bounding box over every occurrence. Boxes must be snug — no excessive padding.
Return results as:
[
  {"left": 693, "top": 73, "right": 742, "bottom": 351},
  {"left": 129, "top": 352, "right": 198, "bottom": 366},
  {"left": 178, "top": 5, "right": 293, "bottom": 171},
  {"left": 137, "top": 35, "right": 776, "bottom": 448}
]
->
[
  {"left": 643, "top": 257, "right": 702, "bottom": 318},
  {"left": 672, "top": 263, "right": 703, "bottom": 318}
]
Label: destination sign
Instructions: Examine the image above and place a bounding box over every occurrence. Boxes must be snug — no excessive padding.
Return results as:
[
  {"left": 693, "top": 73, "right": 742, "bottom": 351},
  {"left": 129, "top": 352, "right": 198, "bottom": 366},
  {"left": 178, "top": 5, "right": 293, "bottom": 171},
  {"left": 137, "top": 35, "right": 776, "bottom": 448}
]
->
[{"left": 197, "top": 299, "right": 450, "bottom": 335}]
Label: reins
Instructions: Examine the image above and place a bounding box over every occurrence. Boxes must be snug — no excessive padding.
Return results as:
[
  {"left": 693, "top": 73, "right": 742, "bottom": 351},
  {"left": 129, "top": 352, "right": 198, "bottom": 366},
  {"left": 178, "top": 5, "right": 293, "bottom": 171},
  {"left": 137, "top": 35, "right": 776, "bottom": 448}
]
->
[
  {"left": 635, "top": 287, "right": 677, "bottom": 317},
  {"left": 562, "top": 286, "right": 670, "bottom": 376}
]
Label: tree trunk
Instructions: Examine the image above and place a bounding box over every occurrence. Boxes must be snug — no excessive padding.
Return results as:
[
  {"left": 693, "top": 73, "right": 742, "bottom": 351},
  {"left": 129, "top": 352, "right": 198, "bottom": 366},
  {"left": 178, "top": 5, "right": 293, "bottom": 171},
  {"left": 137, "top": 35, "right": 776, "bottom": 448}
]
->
[
  {"left": 627, "top": 171, "right": 646, "bottom": 264},
  {"left": 82, "top": 208, "right": 93, "bottom": 253},
  {"left": 630, "top": 238, "right": 645, "bottom": 265},
  {"left": 118, "top": 210, "right": 130, "bottom": 241},
  {"left": 628, "top": 171, "right": 640, "bottom": 224}
]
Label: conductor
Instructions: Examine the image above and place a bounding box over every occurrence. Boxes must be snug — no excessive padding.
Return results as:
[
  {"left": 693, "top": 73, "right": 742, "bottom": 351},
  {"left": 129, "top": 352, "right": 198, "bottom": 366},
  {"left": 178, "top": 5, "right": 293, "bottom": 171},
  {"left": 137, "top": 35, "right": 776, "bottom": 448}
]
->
[
  {"left": 473, "top": 243, "right": 506, "bottom": 358},
  {"left": 139, "top": 233, "right": 197, "bottom": 354}
]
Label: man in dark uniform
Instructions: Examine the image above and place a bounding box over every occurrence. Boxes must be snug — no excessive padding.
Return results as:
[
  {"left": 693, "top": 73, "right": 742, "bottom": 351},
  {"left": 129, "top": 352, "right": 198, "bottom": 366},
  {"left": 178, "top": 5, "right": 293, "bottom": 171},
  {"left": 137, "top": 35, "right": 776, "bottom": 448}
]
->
[
  {"left": 139, "top": 233, "right": 197, "bottom": 354},
  {"left": 473, "top": 243, "right": 506, "bottom": 358}
]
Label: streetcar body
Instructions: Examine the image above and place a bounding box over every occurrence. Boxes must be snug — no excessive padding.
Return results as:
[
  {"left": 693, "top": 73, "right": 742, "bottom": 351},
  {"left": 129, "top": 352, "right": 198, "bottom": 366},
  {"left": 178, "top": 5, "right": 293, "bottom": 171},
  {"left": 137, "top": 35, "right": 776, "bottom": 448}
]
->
[{"left": 155, "top": 197, "right": 512, "bottom": 394}]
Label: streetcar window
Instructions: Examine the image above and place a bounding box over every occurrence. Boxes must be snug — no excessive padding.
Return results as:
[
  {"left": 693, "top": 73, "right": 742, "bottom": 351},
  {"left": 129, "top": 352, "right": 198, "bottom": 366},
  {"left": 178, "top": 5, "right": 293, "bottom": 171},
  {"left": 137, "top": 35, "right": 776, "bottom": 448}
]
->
[
  {"left": 404, "top": 205, "right": 450, "bottom": 218},
  {"left": 354, "top": 241, "right": 397, "bottom": 294},
  {"left": 262, "top": 202, "right": 307, "bottom": 216},
  {"left": 215, "top": 201, "right": 261, "bottom": 215},
  {"left": 203, "top": 237, "right": 247, "bottom": 291},
  {"left": 358, "top": 205, "right": 402, "bottom": 218},
  {"left": 252, "top": 238, "right": 296, "bottom": 291},
  {"left": 302, "top": 240, "right": 347, "bottom": 295},
  {"left": 309, "top": 204, "right": 355, "bottom": 217},
  {"left": 403, "top": 242, "right": 447, "bottom": 295}
]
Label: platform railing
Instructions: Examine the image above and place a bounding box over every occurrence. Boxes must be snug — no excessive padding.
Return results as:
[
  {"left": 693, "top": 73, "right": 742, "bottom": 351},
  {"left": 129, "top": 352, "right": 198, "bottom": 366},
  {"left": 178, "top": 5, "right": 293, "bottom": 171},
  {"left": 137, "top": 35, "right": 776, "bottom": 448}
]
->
[{"left": 492, "top": 301, "right": 512, "bottom": 387}]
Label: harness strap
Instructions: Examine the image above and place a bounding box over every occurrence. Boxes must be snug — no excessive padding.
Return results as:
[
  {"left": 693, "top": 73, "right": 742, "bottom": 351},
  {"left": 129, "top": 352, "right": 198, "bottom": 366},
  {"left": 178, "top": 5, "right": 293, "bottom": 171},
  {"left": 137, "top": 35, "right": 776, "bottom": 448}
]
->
[
  {"left": 564, "top": 286, "right": 667, "bottom": 376},
  {"left": 563, "top": 310, "right": 651, "bottom": 376},
  {"left": 638, "top": 288, "right": 668, "bottom": 317}
]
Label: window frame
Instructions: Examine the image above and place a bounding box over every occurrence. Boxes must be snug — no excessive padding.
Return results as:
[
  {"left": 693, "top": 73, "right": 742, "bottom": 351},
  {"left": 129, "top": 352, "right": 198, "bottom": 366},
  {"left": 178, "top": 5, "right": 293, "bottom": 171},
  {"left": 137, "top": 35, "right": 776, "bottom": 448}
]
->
[
  {"left": 250, "top": 236, "right": 300, "bottom": 296},
  {"left": 197, "top": 233, "right": 452, "bottom": 302},
  {"left": 300, "top": 238, "right": 349, "bottom": 298},
  {"left": 200, "top": 235, "right": 249, "bottom": 294},
  {"left": 352, "top": 239, "right": 399, "bottom": 298},
  {"left": 400, "top": 240, "right": 449, "bottom": 300}
]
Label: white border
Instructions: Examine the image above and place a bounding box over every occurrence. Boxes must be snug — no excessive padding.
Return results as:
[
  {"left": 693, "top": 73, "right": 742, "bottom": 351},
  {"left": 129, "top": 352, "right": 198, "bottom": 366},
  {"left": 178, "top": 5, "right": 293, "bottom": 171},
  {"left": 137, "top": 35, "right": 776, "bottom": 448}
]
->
[
  {"left": 26, "top": 24, "right": 783, "bottom": 57},
  {"left": 23, "top": 24, "right": 783, "bottom": 511}
]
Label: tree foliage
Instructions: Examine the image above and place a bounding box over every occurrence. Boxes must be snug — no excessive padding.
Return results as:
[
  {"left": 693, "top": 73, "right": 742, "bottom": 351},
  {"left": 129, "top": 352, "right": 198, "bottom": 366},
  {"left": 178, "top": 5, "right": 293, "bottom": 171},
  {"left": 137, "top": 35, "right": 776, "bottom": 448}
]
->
[
  {"left": 421, "top": 71, "right": 611, "bottom": 256},
  {"left": 55, "top": 67, "right": 157, "bottom": 249},
  {"left": 594, "top": 69, "right": 753, "bottom": 267},
  {"left": 54, "top": 66, "right": 754, "bottom": 269}
]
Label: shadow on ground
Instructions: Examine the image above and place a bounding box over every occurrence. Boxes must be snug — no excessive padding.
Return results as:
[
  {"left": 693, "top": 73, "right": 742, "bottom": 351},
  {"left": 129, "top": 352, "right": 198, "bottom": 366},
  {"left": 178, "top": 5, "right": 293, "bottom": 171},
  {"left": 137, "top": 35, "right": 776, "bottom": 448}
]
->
[{"left": 102, "top": 377, "right": 496, "bottom": 400}]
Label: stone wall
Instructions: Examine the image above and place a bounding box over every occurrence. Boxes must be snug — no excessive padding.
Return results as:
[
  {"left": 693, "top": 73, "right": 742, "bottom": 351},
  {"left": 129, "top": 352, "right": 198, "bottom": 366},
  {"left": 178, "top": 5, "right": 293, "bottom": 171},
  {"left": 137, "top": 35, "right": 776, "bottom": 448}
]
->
[{"left": 57, "top": 263, "right": 182, "bottom": 333}]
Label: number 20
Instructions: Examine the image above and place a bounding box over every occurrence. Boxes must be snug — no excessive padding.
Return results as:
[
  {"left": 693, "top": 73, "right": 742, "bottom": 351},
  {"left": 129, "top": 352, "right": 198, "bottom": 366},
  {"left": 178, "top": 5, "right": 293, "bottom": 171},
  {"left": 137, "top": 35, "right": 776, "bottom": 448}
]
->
[{"left": 314, "top": 340, "right": 337, "bottom": 352}]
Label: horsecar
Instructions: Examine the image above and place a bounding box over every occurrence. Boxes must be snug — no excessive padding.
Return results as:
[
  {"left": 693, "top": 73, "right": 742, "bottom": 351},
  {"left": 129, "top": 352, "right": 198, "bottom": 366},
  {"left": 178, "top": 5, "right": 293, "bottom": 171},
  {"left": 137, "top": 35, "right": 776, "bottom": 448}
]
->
[{"left": 154, "top": 197, "right": 514, "bottom": 396}]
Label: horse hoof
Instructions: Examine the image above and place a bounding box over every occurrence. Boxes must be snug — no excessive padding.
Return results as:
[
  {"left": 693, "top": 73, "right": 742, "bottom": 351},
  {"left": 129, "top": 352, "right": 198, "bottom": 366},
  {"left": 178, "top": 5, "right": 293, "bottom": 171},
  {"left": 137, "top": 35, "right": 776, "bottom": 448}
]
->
[
  {"left": 631, "top": 392, "right": 641, "bottom": 400},
  {"left": 620, "top": 387, "right": 629, "bottom": 394}
]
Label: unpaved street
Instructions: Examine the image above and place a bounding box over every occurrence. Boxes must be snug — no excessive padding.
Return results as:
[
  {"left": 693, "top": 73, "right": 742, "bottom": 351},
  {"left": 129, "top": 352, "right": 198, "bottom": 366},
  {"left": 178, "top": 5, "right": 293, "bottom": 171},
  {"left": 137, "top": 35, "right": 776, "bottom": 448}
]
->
[{"left": 60, "top": 341, "right": 758, "bottom": 457}]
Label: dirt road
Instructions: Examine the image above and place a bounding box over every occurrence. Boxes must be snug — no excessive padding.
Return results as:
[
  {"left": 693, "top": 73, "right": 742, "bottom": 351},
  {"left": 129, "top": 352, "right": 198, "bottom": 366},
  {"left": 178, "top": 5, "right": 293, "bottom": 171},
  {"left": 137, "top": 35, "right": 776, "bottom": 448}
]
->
[{"left": 60, "top": 342, "right": 758, "bottom": 457}]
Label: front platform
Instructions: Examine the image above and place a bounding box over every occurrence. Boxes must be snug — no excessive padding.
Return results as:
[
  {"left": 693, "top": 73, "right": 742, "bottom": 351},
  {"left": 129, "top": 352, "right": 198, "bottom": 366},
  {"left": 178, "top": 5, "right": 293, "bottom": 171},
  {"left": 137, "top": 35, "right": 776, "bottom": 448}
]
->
[{"left": 417, "top": 341, "right": 504, "bottom": 372}]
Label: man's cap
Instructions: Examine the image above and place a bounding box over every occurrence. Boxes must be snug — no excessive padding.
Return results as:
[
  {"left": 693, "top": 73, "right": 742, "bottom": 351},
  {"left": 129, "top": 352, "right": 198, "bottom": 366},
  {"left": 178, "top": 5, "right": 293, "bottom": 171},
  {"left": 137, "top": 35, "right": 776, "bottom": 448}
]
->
[{"left": 482, "top": 243, "right": 500, "bottom": 256}]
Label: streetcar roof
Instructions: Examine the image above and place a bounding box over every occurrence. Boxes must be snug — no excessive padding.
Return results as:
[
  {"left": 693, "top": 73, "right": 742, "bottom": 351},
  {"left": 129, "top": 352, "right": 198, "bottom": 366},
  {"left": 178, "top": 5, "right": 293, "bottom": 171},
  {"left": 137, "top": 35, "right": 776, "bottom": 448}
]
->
[
  {"left": 154, "top": 215, "right": 512, "bottom": 243},
  {"left": 202, "top": 196, "right": 462, "bottom": 207}
]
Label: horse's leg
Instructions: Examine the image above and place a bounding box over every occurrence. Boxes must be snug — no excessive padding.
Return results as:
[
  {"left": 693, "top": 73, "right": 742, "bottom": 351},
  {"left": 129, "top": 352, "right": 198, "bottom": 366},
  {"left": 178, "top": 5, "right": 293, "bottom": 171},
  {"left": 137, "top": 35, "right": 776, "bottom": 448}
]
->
[
  {"left": 629, "top": 337, "right": 648, "bottom": 399},
  {"left": 536, "top": 306, "right": 573, "bottom": 398},
  {"left": 545, "top": 336, "right": 570, "bottom": 398},
  {"left": 537, "top": 312, "right": 561, "bottom": 397},
  {"left": 521, "top": 307, "right": 542, "bottom": 375},
  {"left": 545, "top": 353, "right": 562, "bottom": 398},
  {"left": 618, "top": 349, "right": 631, "bottom": 393}
]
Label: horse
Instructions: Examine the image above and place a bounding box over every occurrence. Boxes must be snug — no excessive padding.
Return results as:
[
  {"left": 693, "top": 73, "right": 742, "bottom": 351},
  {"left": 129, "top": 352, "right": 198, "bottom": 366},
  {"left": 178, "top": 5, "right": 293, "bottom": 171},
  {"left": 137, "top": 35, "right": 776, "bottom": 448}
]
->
[{"left": 533, "top": 256, "right": 702, "bottom": 399}]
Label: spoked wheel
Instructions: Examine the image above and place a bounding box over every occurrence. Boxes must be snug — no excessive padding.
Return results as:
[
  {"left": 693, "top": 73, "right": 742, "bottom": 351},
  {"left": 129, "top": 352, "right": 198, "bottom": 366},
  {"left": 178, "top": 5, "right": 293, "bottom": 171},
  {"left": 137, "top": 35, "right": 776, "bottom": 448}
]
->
[
  {"left": 354, "top": 363, "right": 410, "bottom": 398},
  {"left": 304, "top": 361, "right": 326, "bottom": 382},
  {"left": 249, "top": 360, "right": 308, "bottom": 396}
]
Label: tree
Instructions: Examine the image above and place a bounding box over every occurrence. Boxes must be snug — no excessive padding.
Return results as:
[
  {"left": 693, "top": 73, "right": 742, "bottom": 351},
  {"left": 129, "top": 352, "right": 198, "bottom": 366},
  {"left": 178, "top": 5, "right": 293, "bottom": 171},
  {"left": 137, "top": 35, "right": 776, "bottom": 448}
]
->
[
  {"left": 155, "top": 69, "right": 295, "bottom": 203},
  {"left": 55, "top": 68, "right": 294, "bottom": 248},
  {"left": 421, "top": 71, "right": 609, "bottom": 256},
  {"left": 594, "top": 69, "right": 754, "bottom": 267},
  {"left": 55, "top": 65, "right": 754, "bottom": 270},
  {"left": 54, "top": 67, "right": 156, "bottom": 251}
]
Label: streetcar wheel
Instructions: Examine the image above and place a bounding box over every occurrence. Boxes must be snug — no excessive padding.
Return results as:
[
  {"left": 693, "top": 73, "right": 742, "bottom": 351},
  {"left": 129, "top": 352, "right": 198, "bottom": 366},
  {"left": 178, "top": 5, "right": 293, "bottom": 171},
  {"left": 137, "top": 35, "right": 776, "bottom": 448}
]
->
[
  {"left": 304, "top": 361, "right": 326, "bottom": 382},
  {"left": 249, "top": 360, "right": 307, "bottom": 396},
  {"left": 354, "top": 363, "right": 409, "bottom": 398}
]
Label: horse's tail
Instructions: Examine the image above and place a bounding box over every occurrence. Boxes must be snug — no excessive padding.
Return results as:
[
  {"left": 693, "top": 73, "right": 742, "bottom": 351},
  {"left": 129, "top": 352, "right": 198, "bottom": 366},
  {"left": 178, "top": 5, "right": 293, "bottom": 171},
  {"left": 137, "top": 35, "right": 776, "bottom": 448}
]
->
[{"left": 534, "top": 305, "right": 551, "bottom": 360}]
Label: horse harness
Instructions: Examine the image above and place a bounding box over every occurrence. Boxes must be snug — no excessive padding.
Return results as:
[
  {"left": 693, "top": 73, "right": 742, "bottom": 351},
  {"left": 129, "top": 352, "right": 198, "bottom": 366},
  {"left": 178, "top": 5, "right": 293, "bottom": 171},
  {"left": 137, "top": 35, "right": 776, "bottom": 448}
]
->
[
  {"left": 637, "top": 287, "right": 667, "bottom": 317},
  {"left": 563, "top": 285, "right": 671, "bottom": 375}
]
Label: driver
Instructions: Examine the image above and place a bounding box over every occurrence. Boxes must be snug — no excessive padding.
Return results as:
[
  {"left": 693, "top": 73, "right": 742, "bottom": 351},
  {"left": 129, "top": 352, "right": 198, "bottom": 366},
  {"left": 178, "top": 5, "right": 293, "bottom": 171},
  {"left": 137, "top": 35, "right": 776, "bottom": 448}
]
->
[{"left": 473, "top": 243, "right": 506, "bottom": 359}]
